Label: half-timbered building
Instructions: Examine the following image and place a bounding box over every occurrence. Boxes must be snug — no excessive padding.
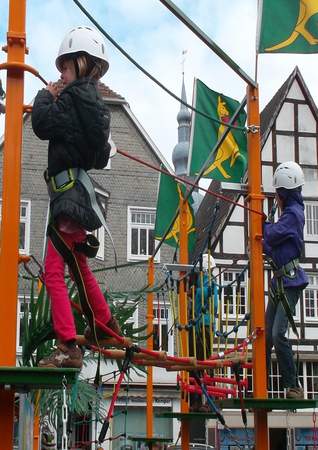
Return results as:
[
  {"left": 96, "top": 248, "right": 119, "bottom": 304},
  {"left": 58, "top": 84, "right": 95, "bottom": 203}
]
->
[{"left": 195, "top": 66, "right": 318, "bottom": 449}]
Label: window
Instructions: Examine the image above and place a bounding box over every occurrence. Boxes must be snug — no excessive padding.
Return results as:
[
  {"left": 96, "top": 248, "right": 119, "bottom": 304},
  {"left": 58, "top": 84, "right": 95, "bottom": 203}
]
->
[
  {"left": 302, "top": 168, "right": 318, "bottom": 197},
  {"left": 0, "top": 199, "right": 31, "bottom": 254},
  {"left": 153, "top": 299, "right": 173, "bottom": 353},
  {"left": 268, "top": 361, "right": 285, "bottom": 398},
  {"left": 305, "top": 202, "right": 318, "bottom": 241},
  {"left": 92, "top": 189, "right": 109, "bottom": 260},
  {"left": 304, "top": 275, "right": 318, "bottom": 321},
  {"left": 304, "top": 362, "right": 318, "bottom": 399},
  {"left": 222, "top": 271, "right": 247, "bottom": 318},
  {"left": 127, "top": 207, "right": 159, "bottom": 261},
  {"left": 72, "top": 414, "right": 91, "bottom": 448},
  {"left": 17, "top": 297, "right": 29, "bottom": 353}
]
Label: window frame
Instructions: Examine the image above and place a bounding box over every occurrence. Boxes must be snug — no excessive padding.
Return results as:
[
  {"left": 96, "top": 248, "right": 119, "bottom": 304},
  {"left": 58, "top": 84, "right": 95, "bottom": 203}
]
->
[
  {"left": 0, "top": 199, "right": 31, "bottom": 255},
  {"left": 268, "top": 360, "right": 285, "bottom": 398},
  {"left": 304, "top": 201, "right": 318, "bottom": 242},
  {"left": 127, "top": 206, "right": 160, "bottom": 262},
  {"left": 221, "top": 270, "right": 247, "bottom": 319},
  {"left": 92, "top": 188, "right": 109, "bottom": 261},
  {"left": 17, "top": 295, "right": 30, "bottom": 354},
  {"left": 152, "top": 300, "right": 173, "bottom": 354},
  {"left": 304, "top": 274, "right": 318, "bottom": 323},
  {"left": 303, "top": 361, "right": 318, "bottom": 400}
]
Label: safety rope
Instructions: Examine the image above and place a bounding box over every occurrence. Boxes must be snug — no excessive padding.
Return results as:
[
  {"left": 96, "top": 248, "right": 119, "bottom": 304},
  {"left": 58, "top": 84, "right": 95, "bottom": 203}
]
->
[
  {"left": 72, "top": 0, "right": 247, "bottom": 132},
  {"left": 192, "top": 372, "right": 252, "bottom": 449},
  {"left": 118, "top": 148, "right": 263, "bottom": 218},
  {"left": 234, "top": 275, "right": 241, "bottom": 349}
]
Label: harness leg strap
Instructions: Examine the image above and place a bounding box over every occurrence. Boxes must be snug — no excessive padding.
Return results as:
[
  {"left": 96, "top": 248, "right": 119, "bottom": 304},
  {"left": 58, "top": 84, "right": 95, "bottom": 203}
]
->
[{"left": 47, "top": 224, "right": 98, "bottom": 340}]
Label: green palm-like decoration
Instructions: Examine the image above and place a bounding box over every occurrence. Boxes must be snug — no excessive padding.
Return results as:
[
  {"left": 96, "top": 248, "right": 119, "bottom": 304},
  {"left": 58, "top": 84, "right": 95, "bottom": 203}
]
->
[{"left": 21, "top": 277, "right": 150, "bottom": 427}]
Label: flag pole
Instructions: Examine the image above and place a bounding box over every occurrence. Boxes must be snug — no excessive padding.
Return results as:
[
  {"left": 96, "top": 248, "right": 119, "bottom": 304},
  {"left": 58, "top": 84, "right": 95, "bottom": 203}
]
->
[
  {"left": 255, "top": 0, "right": 263, "bottom": 83},
  {"left": 146, "top": 256, "right": 155, "bottom": 438},
  {"left": 254, "top": 52, "right": 259, "bottom": 84},
  {"left": 179, "top": 194, "right": 190, "bottom": 450}
]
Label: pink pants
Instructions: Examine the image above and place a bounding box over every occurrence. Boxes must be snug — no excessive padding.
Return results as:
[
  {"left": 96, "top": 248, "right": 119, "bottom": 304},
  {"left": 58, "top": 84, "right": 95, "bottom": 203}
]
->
[{"left": 44, "top": 227, "right": 111, "bottom": 342}]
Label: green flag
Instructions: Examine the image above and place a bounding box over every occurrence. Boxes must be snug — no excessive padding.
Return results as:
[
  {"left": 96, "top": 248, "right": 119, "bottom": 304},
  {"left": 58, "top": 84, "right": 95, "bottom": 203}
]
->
[
  {"left": 154, "top": 171, "right": 196, "bottom": 253},
  {"left": 188, "top": 79, "right": 247, "bottom": 183},
  {"left": 258, "top": 0, "right": 318, "bottom": 53}
]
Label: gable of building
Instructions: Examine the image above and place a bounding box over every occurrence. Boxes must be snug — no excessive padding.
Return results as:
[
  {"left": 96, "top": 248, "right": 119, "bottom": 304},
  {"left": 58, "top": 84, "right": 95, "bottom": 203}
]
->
[{"left": 194, "top": 66, "right": 318, "bottom": 263}]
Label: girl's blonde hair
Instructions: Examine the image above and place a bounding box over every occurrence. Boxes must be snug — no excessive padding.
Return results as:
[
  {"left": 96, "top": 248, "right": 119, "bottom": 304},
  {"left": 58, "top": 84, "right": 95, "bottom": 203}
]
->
[
  {"left": 75, "top": 54, "right": 104, "bottom": 80},
  {"left": 62, "top": 53, "right": 104, "bottom": 81}
]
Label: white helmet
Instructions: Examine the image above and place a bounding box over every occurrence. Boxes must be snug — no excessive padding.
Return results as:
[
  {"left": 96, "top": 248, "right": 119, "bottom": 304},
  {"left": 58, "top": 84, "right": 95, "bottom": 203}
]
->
[
  {"left": 56, "top": 26, "right": 109, "bottom": 76},
  {"left": 273, "top": 161, "right": 305, "bottom": 190},
  {"left": 202, "top": 254, "right": 216, "bottom": 272}
]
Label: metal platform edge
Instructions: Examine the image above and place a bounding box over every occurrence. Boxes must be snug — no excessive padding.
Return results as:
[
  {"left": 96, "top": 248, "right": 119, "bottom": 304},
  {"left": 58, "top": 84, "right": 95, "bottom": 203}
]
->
[
  {"left": 217, "top": 397, "right": 318, "bottom": 410},
  {"left": 0, "top": 366, "right": 79, "bottom": 390},
  {"left": 128, "top": 436, "right": 172, "bottom": 443},
  {"left": 156, "top": 411, "right": 217, "bottom": 420}
]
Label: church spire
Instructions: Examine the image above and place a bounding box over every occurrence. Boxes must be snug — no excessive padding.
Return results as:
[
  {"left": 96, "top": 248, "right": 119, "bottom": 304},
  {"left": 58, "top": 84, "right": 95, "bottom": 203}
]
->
[{"left": 172, "top": 57, "right": 191, "bottom": 176}]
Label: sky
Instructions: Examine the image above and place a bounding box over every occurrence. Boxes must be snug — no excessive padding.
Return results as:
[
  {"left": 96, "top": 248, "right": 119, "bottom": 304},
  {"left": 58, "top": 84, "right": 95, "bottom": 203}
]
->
[{"left": 1, "top": 0, "right": 318, "bottom": 168}]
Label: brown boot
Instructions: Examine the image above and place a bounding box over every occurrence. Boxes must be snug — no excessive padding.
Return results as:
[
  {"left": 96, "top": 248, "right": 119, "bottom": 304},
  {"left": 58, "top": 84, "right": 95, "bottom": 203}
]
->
[
  {"left": 286, "top": 386, "right": 304, "bottom": 399},
  {"left": 38, "top": 343, "right": 83, "bottom": 369}
]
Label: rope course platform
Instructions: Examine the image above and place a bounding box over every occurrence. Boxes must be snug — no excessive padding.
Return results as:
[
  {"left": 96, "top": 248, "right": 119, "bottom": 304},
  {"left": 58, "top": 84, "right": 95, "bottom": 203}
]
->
[
  {"left": 0, "top": 366, "right": 79, "bottom": 390},
  {"left": 217, "top": 397, "right": 318, "bottom": 411},
  {"left": 128, "top": 436, "right": 172, "bottom": 449},
  {"left": 156, "top": 411, "right": 217, "bottom": 420}
]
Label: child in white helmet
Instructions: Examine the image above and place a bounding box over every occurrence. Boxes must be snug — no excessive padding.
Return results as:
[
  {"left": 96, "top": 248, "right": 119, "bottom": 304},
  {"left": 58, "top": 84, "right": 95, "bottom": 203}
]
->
[
  {"left": 190, "top": 253, "right": 218, "bottom": 412},
  {"left": 195, "top": 253, "right": 218, "bottom": 344},
  {"left": 32, "top": 27, "right": 121, "bottom": 369},
  {"left": 264, "top": 161, "right": 308, "bottom": 399}
]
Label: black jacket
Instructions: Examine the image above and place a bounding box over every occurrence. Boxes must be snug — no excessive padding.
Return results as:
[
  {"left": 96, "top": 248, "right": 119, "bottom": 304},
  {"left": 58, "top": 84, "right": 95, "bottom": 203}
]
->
[
  {"left": 32, "top": 78, "right": 111, "bottom": 231},
  {"left": 32, "top": 78, "right": 111, "bottom": 177}
]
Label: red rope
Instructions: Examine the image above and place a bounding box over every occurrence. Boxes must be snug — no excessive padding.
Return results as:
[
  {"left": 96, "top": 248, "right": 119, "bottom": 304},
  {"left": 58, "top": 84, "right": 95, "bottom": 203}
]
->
[
  {"left": 117, "top": 148, "right": 263, "bottom": 217},
  {"left": 208, "top": 331, "right": 257, "bottom": 360},
  {"left": 106, "top": 370, "right": 126, "bottom": 421},
  {"left": 70, "top": 299, "right": 160, "bottom": 359}
]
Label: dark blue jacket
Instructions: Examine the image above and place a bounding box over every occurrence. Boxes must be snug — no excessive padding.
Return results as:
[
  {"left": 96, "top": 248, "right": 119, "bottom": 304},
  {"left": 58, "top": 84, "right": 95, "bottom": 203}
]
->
[{"left": 263, "top": 189, "right": 308, "bottom": 289}]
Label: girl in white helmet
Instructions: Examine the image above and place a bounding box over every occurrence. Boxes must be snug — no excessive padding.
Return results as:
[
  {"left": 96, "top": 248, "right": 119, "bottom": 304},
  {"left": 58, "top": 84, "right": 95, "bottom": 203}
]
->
[
  {"left": 264, "top": 161, "right": 308, "bottom": 399},
  {"left": 32, "top": 27, "right": 121, "bottom": 369}
]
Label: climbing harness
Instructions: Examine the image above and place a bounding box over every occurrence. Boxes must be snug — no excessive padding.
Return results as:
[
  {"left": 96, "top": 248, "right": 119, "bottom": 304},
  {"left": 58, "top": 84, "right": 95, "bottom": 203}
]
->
[
  {"left": 47, "top": 223, "right": 99, "bottom": 342},
  {"left": 267, "top": 256, "right": 300, "bottom": 338},
  {"left": 46, "top": 167, "right": 117, "bottom": 265}
]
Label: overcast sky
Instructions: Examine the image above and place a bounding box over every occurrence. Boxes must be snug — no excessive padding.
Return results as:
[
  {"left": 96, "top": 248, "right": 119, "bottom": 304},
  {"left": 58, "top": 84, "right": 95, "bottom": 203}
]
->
[{"left": 1, "top": 0, "right": 318, "bottom": 167}]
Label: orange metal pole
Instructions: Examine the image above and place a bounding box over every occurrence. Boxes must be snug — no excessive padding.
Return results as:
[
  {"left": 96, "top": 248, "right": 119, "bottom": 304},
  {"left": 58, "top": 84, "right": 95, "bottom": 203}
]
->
[
  {"left": 146, "top": 257, "right": 155, "bottom": 438},
  {"left": 246, "top": 84, "right": 268, "bottom": 450},
  {"left": 0, "top": 0, "right": 26, "bottom": 447},
  {"left": 33, "top": 415, "right": 40, "bottom": 450},
  {"left": 179, "top": 197, "right": 190, "bottom": 450}
]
